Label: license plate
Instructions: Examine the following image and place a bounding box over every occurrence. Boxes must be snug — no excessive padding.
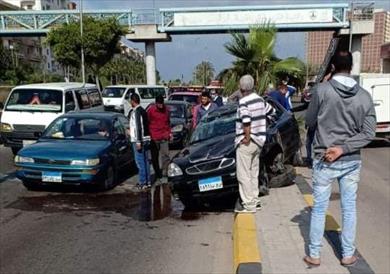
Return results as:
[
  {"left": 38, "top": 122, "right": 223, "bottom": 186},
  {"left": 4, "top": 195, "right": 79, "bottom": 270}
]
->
[
  {"left": 42, "top": 171, "right": 62, "bottom": 183},
  {"left": 22, "top": 140, "right": 36, "bottom": 147},
  {"left": 198, "top": 176, "right": 223, "bottom": 192}
]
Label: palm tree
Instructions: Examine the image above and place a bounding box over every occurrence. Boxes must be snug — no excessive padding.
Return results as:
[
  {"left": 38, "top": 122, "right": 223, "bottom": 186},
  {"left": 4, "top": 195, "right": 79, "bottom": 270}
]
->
[
  {"left": 193, "top": 61, "right": 215, "bottom": 86},
  {"left": 219, "top": 24, "right": 305, "bottom": 95}
]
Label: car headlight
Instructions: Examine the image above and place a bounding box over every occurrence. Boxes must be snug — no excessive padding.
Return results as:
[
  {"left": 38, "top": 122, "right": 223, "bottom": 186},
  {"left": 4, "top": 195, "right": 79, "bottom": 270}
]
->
[
  {"left": 0, "top": 123, "right": 13, "bottom": 132},
  {"left": 172, "top": 124, "right": 184, "bottom": 133},
  {"left": 15, "top": 156, "right": 34, "bottom": 163},
  {"left": 168, "top": 162, "right": 183, "bottom": 177},
  {"left": 71, "top": 158, "right": 100, "bottom": 166}
]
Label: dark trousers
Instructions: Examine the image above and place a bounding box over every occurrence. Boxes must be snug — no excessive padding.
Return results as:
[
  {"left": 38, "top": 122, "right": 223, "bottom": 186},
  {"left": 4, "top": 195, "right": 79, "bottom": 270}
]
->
[{"left": 150, "top": 140, "right": 170, "bottom": 179}]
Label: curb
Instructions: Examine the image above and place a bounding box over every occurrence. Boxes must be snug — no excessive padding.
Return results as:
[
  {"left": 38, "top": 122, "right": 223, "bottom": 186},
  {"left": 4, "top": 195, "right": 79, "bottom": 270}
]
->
[{"left": 233, "top": 213, "right": 262, "bottom": 274}]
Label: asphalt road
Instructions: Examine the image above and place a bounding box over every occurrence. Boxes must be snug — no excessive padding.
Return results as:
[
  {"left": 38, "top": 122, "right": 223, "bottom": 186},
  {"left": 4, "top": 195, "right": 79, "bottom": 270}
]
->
[{"left": 0, "top": 145, "right": 232, "bottom": 274}]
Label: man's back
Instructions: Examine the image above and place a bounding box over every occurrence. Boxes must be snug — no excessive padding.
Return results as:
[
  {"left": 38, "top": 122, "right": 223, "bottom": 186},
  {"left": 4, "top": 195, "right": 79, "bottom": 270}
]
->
[{"left": 306, "top": 75, "right": 376, "bottom": 160}]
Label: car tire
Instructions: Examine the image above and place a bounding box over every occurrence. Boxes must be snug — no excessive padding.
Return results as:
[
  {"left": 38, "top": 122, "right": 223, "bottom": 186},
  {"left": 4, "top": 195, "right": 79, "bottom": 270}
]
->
[
  {"left": 11, "top": 147, "right": 20, "bottom": 155},
  {"left": 99, "top": 165, "right": 116, "bottom": 191},
  {"left": 22, "top": 180, "right": 40, "bottom": 191},
  {"left": 178, "top": 194, "right": 199, "bottom": 210},
  {"left": 268, "top": 165, "right": 296, "bottom": 188}
]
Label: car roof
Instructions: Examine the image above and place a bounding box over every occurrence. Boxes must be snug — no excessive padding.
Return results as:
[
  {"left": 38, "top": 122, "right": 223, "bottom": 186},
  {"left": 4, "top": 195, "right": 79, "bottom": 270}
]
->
[
  {"left": 13, "top": 82, "right": 97, "bottom": 90},
  {"left": 169, "top": 92, "right": 200, "bottom": 96},
  {"left": 61, "top": 112, "right": 122, "bottom": 120},
  {"left": 104, "top": 85, "right": 166, "bottom": 88}
]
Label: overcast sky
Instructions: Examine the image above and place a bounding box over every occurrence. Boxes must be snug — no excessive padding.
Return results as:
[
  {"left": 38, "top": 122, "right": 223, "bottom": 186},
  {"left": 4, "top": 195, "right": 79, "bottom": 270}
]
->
[{"left": 79, "top": 0, "right": 390, "bottom": 81}]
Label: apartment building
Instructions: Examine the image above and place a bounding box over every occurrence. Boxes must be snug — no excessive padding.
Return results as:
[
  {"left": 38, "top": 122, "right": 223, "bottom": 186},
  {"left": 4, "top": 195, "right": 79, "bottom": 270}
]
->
[
  {"left": 307, "top": 10, "right": 390, "bottom": 73},
  {"left": 2, "top": 0, "right": 70, "bottom": 74}
]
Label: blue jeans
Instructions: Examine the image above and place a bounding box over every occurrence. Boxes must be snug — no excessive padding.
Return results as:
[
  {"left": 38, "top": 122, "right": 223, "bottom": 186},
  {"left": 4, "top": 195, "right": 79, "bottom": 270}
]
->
[
  {"left": 132, "top": 142, "right": 151, "bottom": 185},
  {"left": 309, "top": 159, "right": 362, "bottom": 258}
]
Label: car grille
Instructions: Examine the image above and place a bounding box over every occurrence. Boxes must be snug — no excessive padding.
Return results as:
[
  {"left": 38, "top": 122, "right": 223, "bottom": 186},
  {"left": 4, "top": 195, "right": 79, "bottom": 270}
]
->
[
  {"left": 34, "top": 158, "right": 72, "bottom": 165},
  {"left": 186, "top": 158, "right": 235, "bottom": 175},
  {"left": 13, "top": 124, "right": 45, "bottom": 132}
]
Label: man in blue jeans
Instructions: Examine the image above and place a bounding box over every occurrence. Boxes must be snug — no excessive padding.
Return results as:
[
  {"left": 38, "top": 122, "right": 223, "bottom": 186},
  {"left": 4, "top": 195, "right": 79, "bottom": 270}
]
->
[
  {"left": 129, "top": 93, "right": 152, "bottom": 190},
  {"left": 304, "top": 51, "right": 376, "bottom": 267}
]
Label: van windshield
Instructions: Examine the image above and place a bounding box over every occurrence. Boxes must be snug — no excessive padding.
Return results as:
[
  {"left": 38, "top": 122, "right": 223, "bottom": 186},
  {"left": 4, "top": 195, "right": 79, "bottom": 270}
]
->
[
  {"left": 5, "top": 89, "right": 63, "bottom": 112},
  {"left": 138, "top": 87, "right": 166, "bottom": 99},
  {"left": 102, "top": 87, "right": 126, "bottom": 98}
]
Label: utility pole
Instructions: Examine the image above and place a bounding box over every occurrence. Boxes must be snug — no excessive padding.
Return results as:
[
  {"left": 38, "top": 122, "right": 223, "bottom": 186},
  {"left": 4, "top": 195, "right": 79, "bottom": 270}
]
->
[{"left": 80, "top": 0, "right": 86, "bottom": 84}]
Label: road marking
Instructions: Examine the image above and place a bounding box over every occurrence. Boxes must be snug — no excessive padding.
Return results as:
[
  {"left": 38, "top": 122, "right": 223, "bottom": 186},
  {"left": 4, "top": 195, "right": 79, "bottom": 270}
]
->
[{"left": 233, "top": 213, "right": 262, "bottom": 274}]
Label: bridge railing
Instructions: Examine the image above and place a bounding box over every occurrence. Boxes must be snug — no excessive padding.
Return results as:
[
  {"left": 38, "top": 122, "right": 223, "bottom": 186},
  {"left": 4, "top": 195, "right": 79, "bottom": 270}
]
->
[{"left": 0, "top": 10, "right": 132, "bottom": 36}]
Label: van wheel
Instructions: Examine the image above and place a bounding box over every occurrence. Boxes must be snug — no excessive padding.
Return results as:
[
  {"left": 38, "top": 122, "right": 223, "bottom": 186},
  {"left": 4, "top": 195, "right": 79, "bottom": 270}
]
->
[{"left": 11, "top": 147, "right": 21, "bottom": 155}]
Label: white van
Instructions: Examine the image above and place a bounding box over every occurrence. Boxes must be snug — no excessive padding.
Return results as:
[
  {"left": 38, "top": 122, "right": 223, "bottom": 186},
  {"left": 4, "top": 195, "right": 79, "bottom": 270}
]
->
[
  {"left": 102, "top": 85, "right": 167, "bottom": 117},
  {"left": 0, "top": 82, "right": 103, "bottom": 154}
]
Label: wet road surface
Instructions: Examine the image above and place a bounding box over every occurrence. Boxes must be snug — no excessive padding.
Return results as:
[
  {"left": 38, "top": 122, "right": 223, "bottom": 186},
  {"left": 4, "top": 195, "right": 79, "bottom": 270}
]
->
[{"left": 0, "top": 146, "right": 232, "bottom": 274}]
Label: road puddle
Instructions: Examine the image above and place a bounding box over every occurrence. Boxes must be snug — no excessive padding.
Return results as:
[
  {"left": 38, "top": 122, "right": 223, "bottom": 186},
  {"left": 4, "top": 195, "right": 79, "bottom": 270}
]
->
[{"left": 5, "top": 184, "right": 212, "bottom": 222}]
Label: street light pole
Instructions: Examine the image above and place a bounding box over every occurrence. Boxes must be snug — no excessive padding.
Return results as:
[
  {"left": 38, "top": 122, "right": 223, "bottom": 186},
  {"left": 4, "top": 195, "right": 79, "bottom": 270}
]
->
[{"left": 80, "top": 0, "right": 86, "bottom": 84}]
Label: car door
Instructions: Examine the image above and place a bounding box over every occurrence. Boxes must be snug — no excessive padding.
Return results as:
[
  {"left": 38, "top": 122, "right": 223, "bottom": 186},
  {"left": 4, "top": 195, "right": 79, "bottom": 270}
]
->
[
  {"left": 266, "top": 97, "right": 300, "bottom": 160},
  {"left": 113, "top": 117, "right": 133, "bottom": 168}
]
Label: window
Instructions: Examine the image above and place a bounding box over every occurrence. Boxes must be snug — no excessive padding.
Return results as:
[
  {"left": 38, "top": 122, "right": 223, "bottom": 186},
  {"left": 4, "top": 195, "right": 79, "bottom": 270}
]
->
[
  {"left": 138, "top": 87, "right": 166, "bottom": 99},
  {"left": 124, "top": 88, "right": 135, "bottom": 100},
  {"left": 65, "top": 91, "right": 75, "bottom": 112},
  {"left": 113, "top": 119, "right": 126, "bottom": 136},
  {"left": 87, "top": 89, "right": 103, "bottom": 107},
  {"left": 5, "top": 89, "right": 63, "bottom": 112},
  {"left": 75, "top": 90, "right": 91, "bottom": 109}
]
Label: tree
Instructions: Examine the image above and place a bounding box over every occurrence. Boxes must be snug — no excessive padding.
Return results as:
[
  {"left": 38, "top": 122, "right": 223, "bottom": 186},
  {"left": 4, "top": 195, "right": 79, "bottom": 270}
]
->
[
  {"left": 46, "top": 17, "right": 125, "bottom": 83},
  {"left": 219, "top": 24, "right": 305, "bottom": 95},
  {"left": 100, "top": 56, "right": 146, "bottom": 85},
  {"left": 192, "top": 61, "right": 215, "bottom": 86}
]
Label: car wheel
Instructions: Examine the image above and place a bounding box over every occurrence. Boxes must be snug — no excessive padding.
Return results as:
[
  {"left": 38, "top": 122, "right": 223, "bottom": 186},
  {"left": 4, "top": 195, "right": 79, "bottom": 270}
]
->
[
  {"left": 268, "top": 165, "right": 296, "bottom": 188},
  {"left": 178, "top": 194, "right": 199, "bottom": 210},
  {"left": 11, "top": 147, "right": 20, "bottom": 155},
  {"left": 22, "top": 180, "right": 40, "bottom": 191},
  {"left": 99, "top": 165, "right": 116, "bottom": 191}
]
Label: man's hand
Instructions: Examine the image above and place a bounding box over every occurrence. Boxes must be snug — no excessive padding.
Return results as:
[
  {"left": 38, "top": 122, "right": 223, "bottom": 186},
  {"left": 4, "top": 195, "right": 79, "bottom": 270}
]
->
[
  {"left": 136, "top": 143, "right": 142, "bottom": 151},
  {"left": 241, "top": 137, "right": 250, "bottom": 146},
  {"left": 325, "top": 146, "right": 343, "bottom": 162}
]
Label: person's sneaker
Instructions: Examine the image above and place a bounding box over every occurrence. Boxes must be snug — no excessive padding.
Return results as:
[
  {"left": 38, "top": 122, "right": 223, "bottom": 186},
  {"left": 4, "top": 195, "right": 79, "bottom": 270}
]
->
[
  {"left": 234, "top": 202, "right": 256, "bottom": 213},
  {"left": 303, "top": 256, "right": 321, "bottom": 267},
  {"left": 341, "top": 256, "right": 357, "bottom": 266}
]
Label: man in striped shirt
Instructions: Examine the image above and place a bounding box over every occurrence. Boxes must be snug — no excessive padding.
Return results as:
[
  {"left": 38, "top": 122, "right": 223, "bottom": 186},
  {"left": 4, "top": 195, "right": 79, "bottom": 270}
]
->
[{"left": 235, "top": 75, "right": 275, "bottom": 213}]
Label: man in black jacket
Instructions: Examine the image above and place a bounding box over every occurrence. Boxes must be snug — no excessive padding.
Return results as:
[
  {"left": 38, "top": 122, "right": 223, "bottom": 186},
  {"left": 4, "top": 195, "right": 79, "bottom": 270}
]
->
[{"left": 129, "top": 93, "right": 152, "bottom": 189}]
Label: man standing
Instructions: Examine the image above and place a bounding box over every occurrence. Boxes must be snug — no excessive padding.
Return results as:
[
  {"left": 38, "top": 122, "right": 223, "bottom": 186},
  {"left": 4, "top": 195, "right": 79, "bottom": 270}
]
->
[
  {"left": 304, "top": 51, "right": 376, "bottom": 267},
  {"left": 129, "top": 93, "right": 152, "bottom": 190},
  {"left": 195, "top": 91, "right": 218, "bottom": 125},
  {"left": 147, "top": 95, "right": 172, "bottom": 184},
  {"left": 211, "top": 89, "right": 223, "bottom": 107},
  {"left": 235, "top": 75, "right": 274, "bottom": 213},
  {"left": 268, "top": 79, "right": 289, "bottom": 110}
]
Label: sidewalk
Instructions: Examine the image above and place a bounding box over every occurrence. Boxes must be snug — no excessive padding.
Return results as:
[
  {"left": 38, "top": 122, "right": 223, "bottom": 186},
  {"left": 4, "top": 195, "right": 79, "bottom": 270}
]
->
[{"left": 254, "top": 168, "right": 348, "bottom": 274}]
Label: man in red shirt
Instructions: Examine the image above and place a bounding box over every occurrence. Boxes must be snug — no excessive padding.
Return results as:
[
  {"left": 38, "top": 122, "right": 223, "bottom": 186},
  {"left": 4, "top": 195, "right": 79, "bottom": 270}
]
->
[{"left": 147, "top": 95, "right": 172, "bottom": 183}]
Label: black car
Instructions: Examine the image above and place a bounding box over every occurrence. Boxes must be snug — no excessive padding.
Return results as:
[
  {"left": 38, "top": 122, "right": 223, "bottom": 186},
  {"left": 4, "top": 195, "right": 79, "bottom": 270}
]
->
[
  {"left": 167, "top": 97, "right": 301, "bottom": 207},
  {"left": 166, "top": 101, "right": 193, "bottom": 148},
  {"left": 147, "top": 101, "right": 193, "bottom": 148}
]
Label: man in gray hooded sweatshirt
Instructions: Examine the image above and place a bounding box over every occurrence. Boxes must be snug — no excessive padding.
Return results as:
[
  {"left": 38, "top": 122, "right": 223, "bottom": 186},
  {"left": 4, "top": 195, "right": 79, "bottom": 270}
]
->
[{"left": 304, "top": 51, "right": 376, "bottom": 267}]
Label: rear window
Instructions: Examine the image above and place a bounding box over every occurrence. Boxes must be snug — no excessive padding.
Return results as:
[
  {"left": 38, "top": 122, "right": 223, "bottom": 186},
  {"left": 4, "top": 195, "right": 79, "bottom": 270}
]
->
[
  {"left": 138, "top": 87, "right": 166, "bottom": 99},
  {"left": 169, "top": 94, "right": 199, "bottom": 105},
  {"left": 5, "top": 89, "right": 63, "bottom": 112},
  {"left": 102, "top": 87, "right": 127, "bottom": 98},
  {"left": 88, "top": 89, "right": 103, "bottom": 107}
]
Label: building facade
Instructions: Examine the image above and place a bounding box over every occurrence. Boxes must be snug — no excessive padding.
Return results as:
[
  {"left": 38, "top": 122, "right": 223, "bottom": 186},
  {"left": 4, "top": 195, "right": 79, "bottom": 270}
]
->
[
  {"left": 307, "top": 10, "right": 390, "bottom": 74},
  {"left": 2, "top": 0, "right": 70, "bottom": 74}
]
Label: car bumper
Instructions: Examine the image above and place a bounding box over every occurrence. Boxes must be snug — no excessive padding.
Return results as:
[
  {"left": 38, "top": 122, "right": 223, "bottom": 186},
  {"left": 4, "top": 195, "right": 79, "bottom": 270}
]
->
[
  {"left": 168, "top": 170, "right": 238, "bottom": 198},
  {"left": 15, "top": 163, "right": 107, "bottom": 186},
  {"left": 0, "top": 131, "right": 41, "bottom": 148}
]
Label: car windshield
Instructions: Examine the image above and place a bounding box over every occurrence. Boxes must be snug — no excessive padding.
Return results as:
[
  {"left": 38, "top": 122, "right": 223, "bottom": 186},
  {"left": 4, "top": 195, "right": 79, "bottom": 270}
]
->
[
  {"left": 5, "top": 89, "right": 63, "bottom": 112},
  {"left": 167, "top": 104, "right": 185, "bottom": 119},
  {"left": 102, "top": 87, "right": 126, "bottom": 98},
  {"left": 190, "top": 112, "right": 236, "bottom": 144},
  {"left": 42, "top": 117, "right": 111, "bottom": 140},
  {"left": 169, "top": 94, "right": 198, "bottom": 105},
  {"left": 138, "top": 87, "right": 166, "bottom": 99}
]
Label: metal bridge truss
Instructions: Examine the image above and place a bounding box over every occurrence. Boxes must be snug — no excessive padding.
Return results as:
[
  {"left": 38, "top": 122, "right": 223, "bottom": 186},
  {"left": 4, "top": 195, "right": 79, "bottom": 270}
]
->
[{"left": 0, "top": 10, "right": 132, "bottom": 36}]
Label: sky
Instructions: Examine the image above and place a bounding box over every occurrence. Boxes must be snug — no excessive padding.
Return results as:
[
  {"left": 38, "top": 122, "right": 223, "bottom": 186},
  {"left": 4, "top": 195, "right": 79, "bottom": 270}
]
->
[{"left": 79, "top": 0, "right": 390, "bottom": 82}]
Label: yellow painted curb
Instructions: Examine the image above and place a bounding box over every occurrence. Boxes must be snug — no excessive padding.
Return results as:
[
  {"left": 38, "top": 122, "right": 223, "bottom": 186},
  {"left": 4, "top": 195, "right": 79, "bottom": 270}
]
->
[
  {"left": 233, "top": 213, "right": 261, "bottom": 272},
  {"left": 303, "top": 194, "right": 341, "bottom": 232}
]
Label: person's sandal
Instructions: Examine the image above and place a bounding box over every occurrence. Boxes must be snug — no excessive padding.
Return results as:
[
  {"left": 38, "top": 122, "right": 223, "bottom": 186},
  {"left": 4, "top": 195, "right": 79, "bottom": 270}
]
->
[
  {"left": 303, "top": 256, "right": 321, "bottom": 267},
  {"left": 341, "top": 256, "right": 357, "bottom": 266}
]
